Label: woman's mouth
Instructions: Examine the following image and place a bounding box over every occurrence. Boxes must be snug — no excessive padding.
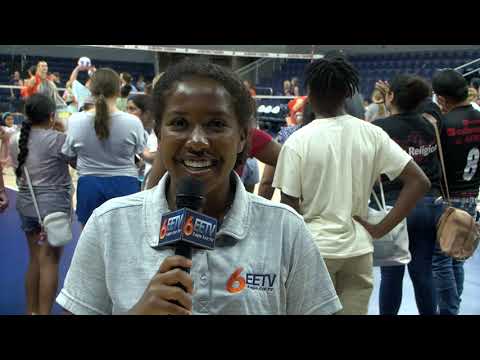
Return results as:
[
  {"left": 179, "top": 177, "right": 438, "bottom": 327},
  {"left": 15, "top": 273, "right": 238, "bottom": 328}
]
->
[{"left": 181, "top": 159, "right": 218, "bottom": 173}]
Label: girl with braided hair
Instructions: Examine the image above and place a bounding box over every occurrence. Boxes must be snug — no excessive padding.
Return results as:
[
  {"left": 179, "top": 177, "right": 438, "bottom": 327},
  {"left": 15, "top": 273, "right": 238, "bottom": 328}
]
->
[
  {"left": 273, "top": 56, "right": 431, "bottom": 314},
  {"left": 9, "top": 93, "right": 75, "bottom": 315}
]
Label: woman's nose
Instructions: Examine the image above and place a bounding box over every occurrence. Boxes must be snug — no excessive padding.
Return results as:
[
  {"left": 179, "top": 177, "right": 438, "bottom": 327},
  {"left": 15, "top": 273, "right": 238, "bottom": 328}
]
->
[{"left": 186, "top": 125, "right": 209, "bottom": 150}]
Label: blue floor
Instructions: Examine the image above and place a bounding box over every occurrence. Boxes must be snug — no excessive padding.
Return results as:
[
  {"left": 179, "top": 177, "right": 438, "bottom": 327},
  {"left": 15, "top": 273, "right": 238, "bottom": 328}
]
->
[
  {"left": 0, "top": 188, "right": 81, "bottom": 315},
  {"left": 1, "top": 188, "right": 479, "bottom": 315},
  {"left": 368, "top": 251, "right": 480, "bottom": 315}
]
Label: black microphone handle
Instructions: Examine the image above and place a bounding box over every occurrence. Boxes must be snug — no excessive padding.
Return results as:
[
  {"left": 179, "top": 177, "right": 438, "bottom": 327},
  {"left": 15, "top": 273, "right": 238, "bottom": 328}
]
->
[
  {"left": 174, "top": 242, "right": 192, "bottom": 275},
  {"left": 171, "top": 242, "right": 192, "bottom": 309}
]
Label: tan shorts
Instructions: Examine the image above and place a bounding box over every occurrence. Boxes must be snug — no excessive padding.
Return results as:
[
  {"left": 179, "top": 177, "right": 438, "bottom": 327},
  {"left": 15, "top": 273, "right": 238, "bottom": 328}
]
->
[{"left": 324, "top": 253, "right": 374, "bottom": 315}]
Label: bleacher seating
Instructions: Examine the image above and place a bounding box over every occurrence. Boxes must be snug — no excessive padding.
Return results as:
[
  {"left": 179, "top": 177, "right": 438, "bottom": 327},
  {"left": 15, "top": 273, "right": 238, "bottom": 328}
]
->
[
  {"left": 0, "top": 53, "right": 155, "bottom": 106},
  {"left": 256, "top": 48, "right": 480, "bottom": 102}
]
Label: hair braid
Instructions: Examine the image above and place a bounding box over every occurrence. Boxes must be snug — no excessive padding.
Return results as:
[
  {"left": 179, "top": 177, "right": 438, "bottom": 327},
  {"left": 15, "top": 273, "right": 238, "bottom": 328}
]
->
[{"left": 15, "top": 120, "right": 32, "bottom": 178}]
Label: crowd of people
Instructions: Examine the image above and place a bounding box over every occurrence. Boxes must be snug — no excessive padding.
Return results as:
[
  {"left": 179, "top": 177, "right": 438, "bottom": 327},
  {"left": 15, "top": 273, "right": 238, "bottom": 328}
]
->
[{"left": 0, "top": 53, "right": 479, "bottom": 315}]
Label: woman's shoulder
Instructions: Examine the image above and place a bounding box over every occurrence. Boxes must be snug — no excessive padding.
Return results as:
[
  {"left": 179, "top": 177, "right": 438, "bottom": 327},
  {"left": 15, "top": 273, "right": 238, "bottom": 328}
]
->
[
  {"left": 247, "top": 193, "right": 304, "bottom": 225},
  {"left": 112, "top": 111, "right": 143, "bottom": 126},
  {"left": 31, "top": 128, "right": 67, "bottom": 149}
]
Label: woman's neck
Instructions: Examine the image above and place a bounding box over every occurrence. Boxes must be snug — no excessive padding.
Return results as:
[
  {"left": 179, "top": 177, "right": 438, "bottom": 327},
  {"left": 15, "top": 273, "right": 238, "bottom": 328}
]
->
[
  {"left": 106, "top": 98, "right": 119, "bottom": 113},
  {"left": 315, "top": 109, "right": 346, "bottom": 119},
  {"left": 166, "top": 175, "right": 235, "bottom": 221},
  {"left": 449, "top": 100, "right": 471, "bottom": 111},
  {"left": 389, "top": 106, "right": 400, "bottom": 116},
  {"left": 31, "top": 122, "right": 51, "bottom": 130}
]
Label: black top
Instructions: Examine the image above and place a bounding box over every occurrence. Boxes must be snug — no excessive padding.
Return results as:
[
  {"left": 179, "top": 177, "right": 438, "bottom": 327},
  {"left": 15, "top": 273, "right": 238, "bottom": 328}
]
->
[
  {"left": 373, "top": 112, "right": 441, "bottom": 198},
  {"left": 417, "top": 98, "right": 445, "bottom": 130},
  {"left": 440, "top": 104, "right": 480, "bottom": 195}
]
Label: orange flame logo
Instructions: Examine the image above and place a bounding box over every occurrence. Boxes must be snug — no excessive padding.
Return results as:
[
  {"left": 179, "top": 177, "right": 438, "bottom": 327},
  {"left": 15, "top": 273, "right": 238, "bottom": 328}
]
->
[
  {"left": 226, "top": 267, "right": 246, "bottom": 293},
  {"left": 183, "top": 216, "right": 194, "bottom": 236},
  {"left": 159, "top": 219, "right": 168, "bottom": 239}
]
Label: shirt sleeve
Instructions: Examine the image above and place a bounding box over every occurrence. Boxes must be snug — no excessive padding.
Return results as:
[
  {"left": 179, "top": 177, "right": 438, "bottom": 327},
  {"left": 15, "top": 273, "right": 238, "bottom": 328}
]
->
[
  {"left": 147, "top": 132, "right": 158, "bottom": 152},
  {"left": 272, "top": 141, "right": 302, "bottom": 198},
  {"left": 134, "top": 122, "right": 148, "bottom": 155},
  {"left": 61, "top": 120, "right": 78, "bottom": 158},
  {"left": 56, "top": 211, "right": 112, "bottom": 315},
  {"left": 249, "top": 128, "right": 273, "bottom": 157},
  {"left": 286, "top": 219, "right": 342, "bottom": 315},
  {"left": 373, "top": 126, "right": 413, "bottom": 181}
]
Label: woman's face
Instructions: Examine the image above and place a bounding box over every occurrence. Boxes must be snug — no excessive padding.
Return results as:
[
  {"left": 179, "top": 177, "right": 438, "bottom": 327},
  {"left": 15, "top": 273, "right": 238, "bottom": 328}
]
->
[
  {"left": 127, "top": 100, "right": 143, "bottom": 119},
  {"left": 5, "top": 116, "right": 14, "bottom": 127},
  {"left": 37, "top": 62, "right": 48, "bottom": 78},
  {"left": 385, "top": 91, "right": 394, "bottom": 111},
  {"left": 158, "top": 77, "right": 246, "bottom": 196}
]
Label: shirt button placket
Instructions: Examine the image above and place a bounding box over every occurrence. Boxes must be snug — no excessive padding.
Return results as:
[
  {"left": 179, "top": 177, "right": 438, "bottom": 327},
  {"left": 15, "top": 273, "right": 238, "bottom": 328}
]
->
[{"left": 194, "top": 252, "right": 210, "bottom": 314}]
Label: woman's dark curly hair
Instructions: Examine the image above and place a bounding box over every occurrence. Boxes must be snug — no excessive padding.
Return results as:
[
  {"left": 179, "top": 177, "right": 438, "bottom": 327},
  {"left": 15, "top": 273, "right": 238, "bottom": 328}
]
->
[
  {"left": 16, "top": 94, "right": 55, "bottom": 178},
  {"left": 152, "top": 60, "right": 253, "bottom": 168}
]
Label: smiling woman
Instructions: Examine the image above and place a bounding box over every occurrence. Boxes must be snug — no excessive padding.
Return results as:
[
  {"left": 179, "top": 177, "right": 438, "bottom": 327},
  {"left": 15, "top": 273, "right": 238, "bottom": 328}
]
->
[{"left": 56, "top": 60, "right": 341, "bottom": 315}]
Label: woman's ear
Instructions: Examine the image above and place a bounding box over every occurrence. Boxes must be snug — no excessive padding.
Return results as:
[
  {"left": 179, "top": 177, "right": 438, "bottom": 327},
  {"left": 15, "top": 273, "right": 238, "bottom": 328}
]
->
[
  {"left": 154, "top": 123, "right": 161, "bottom": 143},
  {"left": 386, "top": 91, "right": 394, "bottom": 109},
  {"left": 237, "top": 127, "right": 248, "bottom": 154}
]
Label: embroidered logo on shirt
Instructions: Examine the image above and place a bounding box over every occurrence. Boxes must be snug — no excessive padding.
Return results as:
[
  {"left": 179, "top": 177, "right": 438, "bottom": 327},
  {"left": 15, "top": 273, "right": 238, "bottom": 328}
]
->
[{"left": 226, "top": 267, "right": 277, "bottom": 293}]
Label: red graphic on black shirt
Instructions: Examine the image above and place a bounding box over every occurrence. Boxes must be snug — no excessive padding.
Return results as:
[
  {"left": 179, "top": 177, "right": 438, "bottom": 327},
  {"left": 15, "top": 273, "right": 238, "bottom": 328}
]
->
[{"left": 447, "top": 119, "right": 480, "bottom": 144}]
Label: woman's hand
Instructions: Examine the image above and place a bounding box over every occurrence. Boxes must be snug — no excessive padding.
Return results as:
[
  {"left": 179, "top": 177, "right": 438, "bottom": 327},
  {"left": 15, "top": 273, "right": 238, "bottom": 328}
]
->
[
  {"left": 375, "top": 80, "right": 390, "bottom": 99},
  {"left": 128, "top": 256, "right": 194, "bottom": 315},
  {"left": 353, "top": 216, "right": 386, "bottom": 239}
]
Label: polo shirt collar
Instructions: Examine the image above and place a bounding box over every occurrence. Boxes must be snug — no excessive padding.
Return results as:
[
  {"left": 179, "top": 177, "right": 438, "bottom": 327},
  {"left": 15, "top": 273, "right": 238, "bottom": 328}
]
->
[{"left": 143, "top": 172, "right": 251, "bottom": 249}]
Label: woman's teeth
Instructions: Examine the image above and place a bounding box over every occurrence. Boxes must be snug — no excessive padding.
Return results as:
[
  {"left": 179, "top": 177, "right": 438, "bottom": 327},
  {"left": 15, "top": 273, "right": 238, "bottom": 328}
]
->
[{"left": 183, "top": 160, "right": 213, "bottom": 168}]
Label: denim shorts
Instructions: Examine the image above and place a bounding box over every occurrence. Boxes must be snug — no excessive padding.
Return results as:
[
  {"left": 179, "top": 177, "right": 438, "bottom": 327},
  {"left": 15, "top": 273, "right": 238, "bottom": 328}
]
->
[{"left": 19, "top": 214, "right": 41, "bottom": 233}]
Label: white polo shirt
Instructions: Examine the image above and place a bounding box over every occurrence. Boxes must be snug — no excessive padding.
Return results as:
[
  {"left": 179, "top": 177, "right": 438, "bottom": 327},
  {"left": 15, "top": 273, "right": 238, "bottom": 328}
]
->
[
  {"left": 56, "top": 173, "right": 341, "bottom": 315},
  {"left": 272, "top": 115, "right": 412, "bottom": 259}
]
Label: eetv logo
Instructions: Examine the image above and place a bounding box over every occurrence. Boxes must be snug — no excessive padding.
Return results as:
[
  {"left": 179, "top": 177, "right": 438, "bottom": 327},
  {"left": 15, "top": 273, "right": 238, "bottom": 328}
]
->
[
  {"left": 159, "top": 215, "right": 196, "bottom": 239},
  {"left": 226, "top": 267, "right": 277, "bottom": 294}
]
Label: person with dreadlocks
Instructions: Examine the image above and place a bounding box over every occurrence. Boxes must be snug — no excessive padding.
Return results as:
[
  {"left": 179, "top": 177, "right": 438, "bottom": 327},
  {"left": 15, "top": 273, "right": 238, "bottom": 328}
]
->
[{"left": 272, "top": 56, "right": 430, "bottom": 315}]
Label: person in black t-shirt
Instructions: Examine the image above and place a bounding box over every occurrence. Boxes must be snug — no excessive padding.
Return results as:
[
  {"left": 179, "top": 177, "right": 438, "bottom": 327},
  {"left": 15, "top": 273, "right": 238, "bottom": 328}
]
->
[
  {"left": 431, "top": 69, "right": 480, "bottom": 315},
  {"left": 373, "top": 75, "right": 442, "bottom": 315}
]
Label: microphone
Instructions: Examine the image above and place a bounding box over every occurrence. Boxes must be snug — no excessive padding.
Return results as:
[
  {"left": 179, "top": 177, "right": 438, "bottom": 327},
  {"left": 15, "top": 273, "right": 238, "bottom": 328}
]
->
[{"left": 155, "top": 177, "right": 217, "bottom": 305}]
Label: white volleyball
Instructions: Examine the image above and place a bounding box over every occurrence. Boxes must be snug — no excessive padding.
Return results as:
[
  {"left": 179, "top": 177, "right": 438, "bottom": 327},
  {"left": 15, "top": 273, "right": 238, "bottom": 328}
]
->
[{"left": 78, "top": 57, "right": 91, "bottom": 68}]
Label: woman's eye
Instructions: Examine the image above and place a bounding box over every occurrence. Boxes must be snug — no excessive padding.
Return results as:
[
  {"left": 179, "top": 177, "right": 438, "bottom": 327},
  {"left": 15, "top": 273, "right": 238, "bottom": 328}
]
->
[
  {"left": 169, "top": 118, "right": 187, "bottom": 128},
  {"left": 207, "top": 119, "right": 227, "bottom": 129}
]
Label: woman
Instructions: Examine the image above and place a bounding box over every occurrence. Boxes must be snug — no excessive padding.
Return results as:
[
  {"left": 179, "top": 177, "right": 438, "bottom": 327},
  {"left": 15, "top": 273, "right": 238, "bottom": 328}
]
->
[
  {"left": 0, "top": 112, "right": 19, "bottom": 168},
  {"left": 22, "top": 61, "right": 67, "bottom": 112},
  {"left": 61, "top": 68, "right": 147, "bottom": 228},
  {"left": 0, "top": 129, "right": 9, "bottom": 213},
  {"left": 127, "top": 94, "right": 156, "bottom": 186},
  {"left": 127, "top": 94, "right": 154, "bottom": 131},
  {"left": 56, "top": 60, "right": 341, "bottom": 315},
  {"left": 9, "top": 94, "right": 74, "bottom": 315},
  {"left": 116, "top": 84, "right": 132, "bottom": 112},
  {"left": 372, "top": 75, "right": 443, "bottom": 315}
]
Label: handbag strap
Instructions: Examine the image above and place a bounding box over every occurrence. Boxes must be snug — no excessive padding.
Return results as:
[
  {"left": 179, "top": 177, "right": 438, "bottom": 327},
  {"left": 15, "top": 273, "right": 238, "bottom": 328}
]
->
[
  {"left": 372, "top": 177, "right": 387, "bottom": 212},
  {"left": 423, "top": 113, "right": 451, "bottom": 206},
  {"left": 23, "top": 166, "right": 43, "bottom": 226}
]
